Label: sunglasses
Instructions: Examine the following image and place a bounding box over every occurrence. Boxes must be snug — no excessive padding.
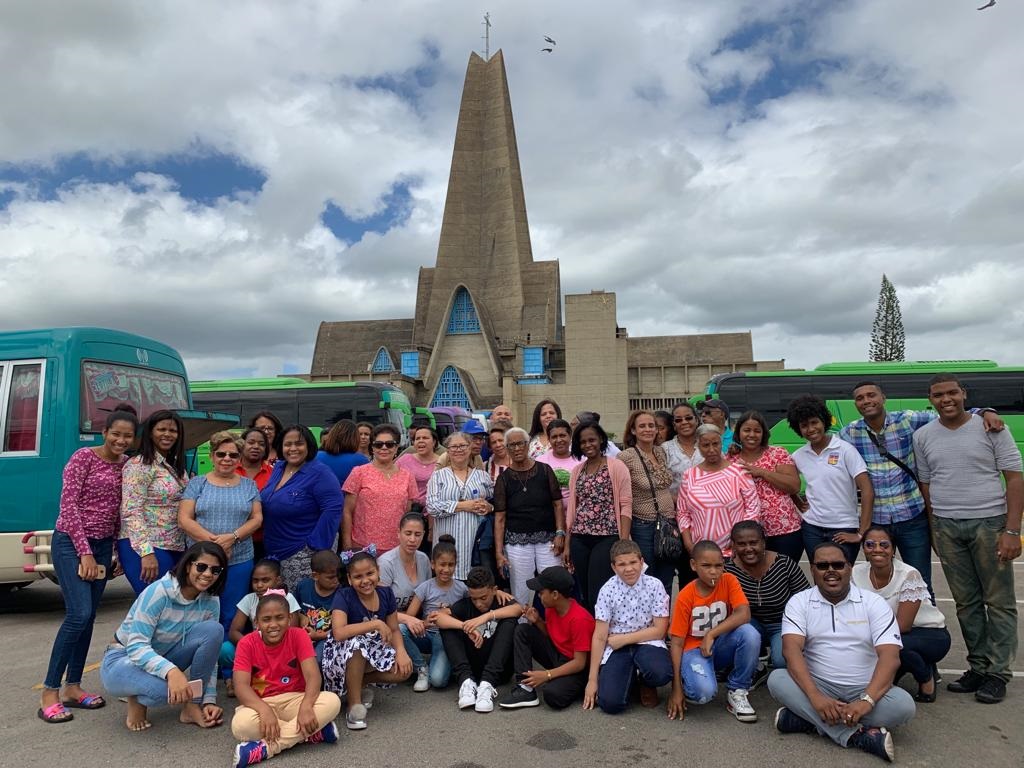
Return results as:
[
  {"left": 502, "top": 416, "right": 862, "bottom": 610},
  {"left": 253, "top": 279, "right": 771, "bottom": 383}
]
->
[
  {"left": 674, "top": 416, "right": 695, "bottom": 423},
  {"left": 863, "top": 540, "right": 892, "bottom": 550},
  {"left": 372, "top": 440, "right": 398, "bottom": 449},
  {"left": 192, "top": 562, "right": 224, "bottom": 576},
  {"left": 812, "top": 560, "right": 848, "bottom": 572},
  {"left": 214, "top": 451, "right": 240, "bottom": 459}
]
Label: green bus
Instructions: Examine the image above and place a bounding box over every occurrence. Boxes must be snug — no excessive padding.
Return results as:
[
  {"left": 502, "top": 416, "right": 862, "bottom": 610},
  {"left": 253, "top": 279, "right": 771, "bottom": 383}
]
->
[
  {"left": 0, "top": 327, "right": 236, "bottom": 588},
  {"left": 190, "top": 378, "right": 418, "bottom": 472},
  {"left": 699, "top": 360, "right": 1024, "bottom": 453}
]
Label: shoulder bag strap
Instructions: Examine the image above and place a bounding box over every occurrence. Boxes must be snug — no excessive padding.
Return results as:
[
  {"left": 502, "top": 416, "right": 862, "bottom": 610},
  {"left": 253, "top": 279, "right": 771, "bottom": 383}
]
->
[{"left": 866, "top": 430, "right": 921, "bottom": 487}]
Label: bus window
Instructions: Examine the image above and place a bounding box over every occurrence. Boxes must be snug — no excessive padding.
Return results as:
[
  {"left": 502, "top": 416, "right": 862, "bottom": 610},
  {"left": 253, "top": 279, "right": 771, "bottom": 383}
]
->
[
  {"left": 80, "top": 360, "right": 188, "bottom": 431},
  {"left": 3, "top": 362, "right": 43, "bottom": 453}
]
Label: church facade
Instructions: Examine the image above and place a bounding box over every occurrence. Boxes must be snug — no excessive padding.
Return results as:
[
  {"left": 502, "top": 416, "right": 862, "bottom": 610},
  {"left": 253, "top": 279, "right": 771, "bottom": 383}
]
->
[{"left": 310, "top": 50, "right": 783, "bottom": 432}]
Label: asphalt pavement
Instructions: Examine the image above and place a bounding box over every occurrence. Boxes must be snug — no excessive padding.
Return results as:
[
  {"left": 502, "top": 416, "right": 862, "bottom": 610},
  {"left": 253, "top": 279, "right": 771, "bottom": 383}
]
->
[{"left": 3, "top": 560, "right": 1022, "bottom": 768}]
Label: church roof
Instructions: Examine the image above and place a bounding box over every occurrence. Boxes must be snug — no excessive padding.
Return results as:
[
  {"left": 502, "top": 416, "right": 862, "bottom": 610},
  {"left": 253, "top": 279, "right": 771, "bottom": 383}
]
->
[{"left": 311, "top": 318, "right": 413, "bottom": 376}]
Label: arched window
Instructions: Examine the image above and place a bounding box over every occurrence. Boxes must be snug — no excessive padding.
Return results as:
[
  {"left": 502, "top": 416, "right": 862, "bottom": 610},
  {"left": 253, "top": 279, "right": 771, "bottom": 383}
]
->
[
  {"left": 430, "top": 366, "right": 471, "bottom": 409},
  {"left": 371, "top": 347, "right": 395, "bottom": 373},
  {"left": 446, "top": 287, "right": 481, "bottom": 334}
]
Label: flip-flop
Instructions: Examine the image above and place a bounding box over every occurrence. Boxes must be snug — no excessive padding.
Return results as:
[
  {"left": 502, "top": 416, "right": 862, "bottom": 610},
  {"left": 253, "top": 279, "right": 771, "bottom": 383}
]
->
[
  {"left": 38, "top": 703, "right": 74, "bottom": 723},
  {"left": 62, "top": 693, "right": 106, "bottom": 710}
]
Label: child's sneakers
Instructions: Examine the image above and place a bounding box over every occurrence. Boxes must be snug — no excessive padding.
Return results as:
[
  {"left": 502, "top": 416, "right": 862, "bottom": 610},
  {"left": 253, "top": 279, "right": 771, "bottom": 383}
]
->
[
  {"left": 345, "top": 703, "right": 368, "bottom": 731},
  {"left": 232, "top": 740, "right": 269, "bottom": 767},
  {"left": 457, "top": 679, "right": 478, "bottom": 709},
  {"left": 498, "top": 685, "right": 540, "bottom": 709},
  {"left": 474, "top": 681, "right": 497, "bottom": 713},
  {"left": 305, "top": 721, "right": 339, "bottom": 744},
  {"left": 413, "top": 666, "right": 430, "bottom": 692},
  {"left": 726, "top": 688, "right": 757, "bottom": 723}
]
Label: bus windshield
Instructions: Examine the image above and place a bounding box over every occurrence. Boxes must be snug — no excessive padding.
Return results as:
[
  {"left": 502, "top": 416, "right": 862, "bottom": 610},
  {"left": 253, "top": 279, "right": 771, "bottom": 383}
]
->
[{"left": 81, "top": 360, "right": 189, "bottom": 431}]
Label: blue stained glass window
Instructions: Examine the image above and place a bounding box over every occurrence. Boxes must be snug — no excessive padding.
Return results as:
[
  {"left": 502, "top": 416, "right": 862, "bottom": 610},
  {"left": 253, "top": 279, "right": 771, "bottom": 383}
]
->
[
  {"left": 446, "top": 288, "right": 481, "bottom": 334},
  {"left": 400, "top": 351, "right": 420, "bottom": 378},
  {"left": 523, "top": 346, "right": 545, "bottom": 375},
  {"left": 372, "top": 347, "right": 395, "bottom": 372},
  {"left": 430, "top": 366, "right": 471, "bottom": 409}
]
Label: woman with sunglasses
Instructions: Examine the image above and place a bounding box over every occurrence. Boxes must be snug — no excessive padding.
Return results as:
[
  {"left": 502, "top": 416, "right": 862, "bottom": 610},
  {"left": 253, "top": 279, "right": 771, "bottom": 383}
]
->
[
  {"left": 852, "top": 526, "right": 950, "bottom": 702},
  {"left": 261, "top": 425, "right": 345, "bottom": 590},
  {"left": 178, "top": 432, "right": 263, "bottom": 633},
  {"left": 341, "top": 424, "right": 418, "bottom": 555},
  {"left": 663, "top": 402, "right": 703, "bottom": 497},
  {"left": 100, "top": 542, "right": 228, "bottom": 732}
]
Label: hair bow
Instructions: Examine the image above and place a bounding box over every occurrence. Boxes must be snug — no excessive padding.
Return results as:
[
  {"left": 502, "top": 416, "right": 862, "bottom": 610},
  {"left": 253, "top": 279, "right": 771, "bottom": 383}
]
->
[
  {"left": 264, "top": 588, "right": 288, "bottom": 597},
  {"left": 340, "top": 544, "right": 377, "bottom": 566}
]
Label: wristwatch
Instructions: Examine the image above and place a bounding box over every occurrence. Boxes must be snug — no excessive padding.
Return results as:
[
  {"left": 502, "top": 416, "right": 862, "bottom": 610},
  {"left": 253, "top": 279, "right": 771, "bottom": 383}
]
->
[
  {"left": 859, "top": 693, "right": 876, "bottom": 708},
  {"left": 1003, "top": 529, "right": 1021, "bottom": 536}
]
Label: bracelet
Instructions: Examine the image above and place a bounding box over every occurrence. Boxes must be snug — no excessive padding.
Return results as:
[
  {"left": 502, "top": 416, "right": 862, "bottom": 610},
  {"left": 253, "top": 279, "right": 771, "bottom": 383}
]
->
[
  {"left": 547, "top": 670, "right": 552, "bottom": 680},
  {"left": 554, "top": 530, "right": 566, "bottom": 537},
  {"left": 232, "top": 531, "right": 240, "bottom": 544},
  {"left": 1003, "top": 529, "right": 1021, "bottom": 536}
]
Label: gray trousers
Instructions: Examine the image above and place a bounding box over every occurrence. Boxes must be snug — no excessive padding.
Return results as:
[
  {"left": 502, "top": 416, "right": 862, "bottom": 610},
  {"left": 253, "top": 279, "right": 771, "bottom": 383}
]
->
[{"left": 768, "top": 669, "right": 916, "bottom": 747}]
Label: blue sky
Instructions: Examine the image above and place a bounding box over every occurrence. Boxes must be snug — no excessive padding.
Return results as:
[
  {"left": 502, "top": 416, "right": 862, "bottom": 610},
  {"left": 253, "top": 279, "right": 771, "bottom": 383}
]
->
[{"left": 0, "top": 0, "right": 1020, "bottom": 380}]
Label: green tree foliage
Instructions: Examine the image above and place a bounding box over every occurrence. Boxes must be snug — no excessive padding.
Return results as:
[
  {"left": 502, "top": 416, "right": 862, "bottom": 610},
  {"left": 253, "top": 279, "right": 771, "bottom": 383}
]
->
[{"left": 869, "top": 274, "right": 906, "bottom": 362}]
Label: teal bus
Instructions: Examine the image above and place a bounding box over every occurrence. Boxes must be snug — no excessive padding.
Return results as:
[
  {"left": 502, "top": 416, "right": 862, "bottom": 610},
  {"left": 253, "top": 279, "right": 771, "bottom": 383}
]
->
[
  {"left": 189, "top": 378, "right": 417, "bottom": 472},
  {"left": 0, "top": 328, "right": 237, "bottom": 588},
  {"left": 699, "top": 360, "right": 1024, "bottom": 453}
]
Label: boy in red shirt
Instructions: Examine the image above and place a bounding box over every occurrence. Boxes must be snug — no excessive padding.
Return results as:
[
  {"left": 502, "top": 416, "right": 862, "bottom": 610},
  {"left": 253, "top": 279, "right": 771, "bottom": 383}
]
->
[
  {"left": 231, "top": 594, "right": 342, "bottom": 767},
  {"left": 498, "top": 566, "right": 595, "bottom": 710},
  {"left": 667, "top": 540, "right": 760, "bottom": 723}
]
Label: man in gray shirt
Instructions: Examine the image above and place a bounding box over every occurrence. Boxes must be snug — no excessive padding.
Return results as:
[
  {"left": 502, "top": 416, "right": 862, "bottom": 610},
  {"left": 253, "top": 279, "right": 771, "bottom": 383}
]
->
[{"left": 913, "top": 374, "right": 1022, "bottom": 704}]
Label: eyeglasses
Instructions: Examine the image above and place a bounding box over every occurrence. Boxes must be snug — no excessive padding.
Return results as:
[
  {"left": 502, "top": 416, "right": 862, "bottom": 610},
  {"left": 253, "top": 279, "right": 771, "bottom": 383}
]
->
[
  {"left": 812, "top": 560, "right": 848, "bottom": 572},
  {"left": 372, "top": 440, "right": 398, "bottom": 449},
  {"left": 192, "top": 562, "right": 224, "bottom": 576},
  {"left": 448, "top": 444, "right": 469, "bottom": 451},
  {"left": 506, "top": 440, "right": 528, "bottom": 449},
  {"left": 674, "top": 416, "right": 695, "bottom": 423},
  {"left": 214, "top": 451, "right": 240, "bottom": 459},
  {"left": 701, "top": 410, "right": 717, "bottom": 417},
  {"left": 863, "top": 540, "right": 892, "bottom": 550}
]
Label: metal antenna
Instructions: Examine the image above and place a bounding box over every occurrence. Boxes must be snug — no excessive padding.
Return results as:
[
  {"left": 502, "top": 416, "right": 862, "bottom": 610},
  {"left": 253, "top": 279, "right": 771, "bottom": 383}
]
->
[{"left": 481, "top": 12, "right": 491, "bottom": 59}]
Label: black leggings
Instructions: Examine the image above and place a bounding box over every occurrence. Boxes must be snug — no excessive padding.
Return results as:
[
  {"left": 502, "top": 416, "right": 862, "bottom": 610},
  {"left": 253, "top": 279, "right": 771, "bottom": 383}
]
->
[{"left": 898, "top": 626, "right": 951, "bottom": 683}]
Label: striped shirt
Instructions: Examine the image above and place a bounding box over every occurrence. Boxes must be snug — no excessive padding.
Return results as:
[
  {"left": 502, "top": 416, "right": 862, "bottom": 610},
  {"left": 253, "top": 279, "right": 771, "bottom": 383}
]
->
[
  {"left": 113, "top": 573, "right": 220, "bottom": 703},
  {"left": 675, "top": 464, "right": 761, "bottom": 556},
  {"left": 426, "top": 467, "right": 494, "bottom": 580},
  {"left": 725, "top": 554, "right": 809, "bottom": 625}
]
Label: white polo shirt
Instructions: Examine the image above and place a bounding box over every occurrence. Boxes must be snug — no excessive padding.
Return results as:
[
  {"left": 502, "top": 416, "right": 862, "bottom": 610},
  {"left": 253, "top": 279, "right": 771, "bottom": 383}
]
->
[
  {"left": 781, "top": 585, "right": 902, "bottom": 688},
  {"left": 792, "top": 435, "right": 868, "bottom": 528}
]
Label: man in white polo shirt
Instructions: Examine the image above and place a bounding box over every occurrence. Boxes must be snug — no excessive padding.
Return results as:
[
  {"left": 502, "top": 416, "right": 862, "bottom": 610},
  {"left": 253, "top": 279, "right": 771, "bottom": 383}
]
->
[
  {"left": 768, "top": 542, "right": 915, "bottom": 763},
  {"left": 787, "top": 395, "right": 873, "bottom": 564}
]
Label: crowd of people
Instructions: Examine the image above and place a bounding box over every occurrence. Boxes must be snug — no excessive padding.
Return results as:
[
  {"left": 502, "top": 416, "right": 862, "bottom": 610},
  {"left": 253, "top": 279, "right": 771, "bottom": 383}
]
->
[{"left": 38, "top": 373, "right": 1021, "bottom": 765}]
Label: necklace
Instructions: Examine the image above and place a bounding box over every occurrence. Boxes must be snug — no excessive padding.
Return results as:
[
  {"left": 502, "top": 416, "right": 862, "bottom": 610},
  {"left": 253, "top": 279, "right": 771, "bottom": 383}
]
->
[
  {"left": 870, "top": 565, "right": 894, "bottom": 590},
  {"left": 374, "top": 462, "right": 397, "bottom": 479}
]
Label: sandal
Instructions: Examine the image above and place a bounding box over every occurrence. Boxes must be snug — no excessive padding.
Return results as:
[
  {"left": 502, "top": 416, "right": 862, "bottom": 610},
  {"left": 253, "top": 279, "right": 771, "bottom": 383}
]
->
[
  {"left": 62, "top": 693, "right": 106, "bottom": 709},
  {"left": 38, "top": 703, "right": 74, "bottom": 723}
]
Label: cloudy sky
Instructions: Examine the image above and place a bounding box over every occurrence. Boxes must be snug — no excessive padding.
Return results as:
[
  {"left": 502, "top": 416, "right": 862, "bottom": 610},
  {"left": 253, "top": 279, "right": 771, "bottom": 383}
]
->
[{"left": 1, "top": 0, "right": 1021, "bottom": 380}]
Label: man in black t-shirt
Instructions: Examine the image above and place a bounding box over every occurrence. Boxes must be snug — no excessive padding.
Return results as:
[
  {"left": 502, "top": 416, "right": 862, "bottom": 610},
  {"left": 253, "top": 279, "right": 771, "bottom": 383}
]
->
[{"left": 435, "top": 567, "right": 523, "bottom": 713}]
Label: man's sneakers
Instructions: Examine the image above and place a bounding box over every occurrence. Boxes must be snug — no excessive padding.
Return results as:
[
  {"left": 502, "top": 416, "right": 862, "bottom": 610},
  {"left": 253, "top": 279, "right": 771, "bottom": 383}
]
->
[
  {"left": 475, "top": 681, "right": 497, "bottom": 713},
  {"left": 947, "top": 669, "right": 985, "bottom": 693},
  {"left": 498, "top": 685, "right": 540, "bottom": 709},
  {"left": 345, "top": 703, "right": 368, "bottom": 731},
  {"left": 305, "top": 721, "right": 339, "bottom": 744},
  {"left": 413, "top": 666, "right": 430, "bottom": 693},
  {"left": 975, "top": 675, "right": 1007, "bottom": 704},
  {"left": 457, "top": 679, "right": 478, "bottom": 710},
  {"left": 848, "top": 726, "right": 895, "bottom": 763},
  {"left": 773, "top": 707, "right": 816, "bottom": 735},
  {"left": 726, "top": 688, "right": 757, "bottom": 723},
  {"left": 749, "top": 662, "right": 770, "bottom": 691},
  {"left": 232, "top": 740, "right": 269, "bottom": 767}
]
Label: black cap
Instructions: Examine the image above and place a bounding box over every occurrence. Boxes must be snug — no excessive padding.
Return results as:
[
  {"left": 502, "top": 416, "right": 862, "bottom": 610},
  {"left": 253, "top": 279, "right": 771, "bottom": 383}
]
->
[{"left": 526, "top": 566, "right": 575, "bottom": 595}]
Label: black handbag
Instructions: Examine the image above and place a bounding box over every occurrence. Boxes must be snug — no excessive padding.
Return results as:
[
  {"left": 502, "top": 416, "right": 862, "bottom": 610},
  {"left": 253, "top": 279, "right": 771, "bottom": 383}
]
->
[{"left": 638, "top": 450, "right": 683, "bottom": 561}]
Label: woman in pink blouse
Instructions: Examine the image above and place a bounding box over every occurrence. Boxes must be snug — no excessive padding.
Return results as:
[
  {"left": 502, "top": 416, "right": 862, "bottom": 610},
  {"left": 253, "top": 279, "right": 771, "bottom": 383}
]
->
[
  {"left": 727, "top": 410, "right": 804, "bottom": 563},
  {"left": 39, "top": 409, "right": 138, "bottom": 723},
  {"left": 395, "top": 425, "right": 440, "bottom": 510},
  {"left": 341, "top": 424, "right": 417, "bottom": 554},
  {"left": 676, "top": 424, "right": 761, "bottom": 558},
  {"left": 118, "top": 410, "right": 189, "bottom": 595}
]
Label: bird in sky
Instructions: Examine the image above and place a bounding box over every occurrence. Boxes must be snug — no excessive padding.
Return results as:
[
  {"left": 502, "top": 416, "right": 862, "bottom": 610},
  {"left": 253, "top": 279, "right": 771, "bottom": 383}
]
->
[
  {"left": 977, "top": 0, "right": 995, "bottom": 9},
  {"left": 544, "top": 36, "right": 556, "bottom": 44},
  {"left": 541, "top": 47, "right": 553, "bottom": 53}
]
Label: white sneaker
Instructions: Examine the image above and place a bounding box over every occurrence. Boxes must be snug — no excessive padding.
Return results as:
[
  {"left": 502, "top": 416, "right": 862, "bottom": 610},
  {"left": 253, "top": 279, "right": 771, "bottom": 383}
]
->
[
  {"left": 345, "top": 703, "right": 368, "bottom": 730},
  {"left": 727, "top": 688, "right": 757, "bottom": 723},
  {"left": 475, "top": 681, "right": 497, "bottom": 713},
  {"left": 457, "top": 679, "right": 478, "bottom": 709},
  {"left": 413, "top": 666, "right": 430, "bottom": 692}
]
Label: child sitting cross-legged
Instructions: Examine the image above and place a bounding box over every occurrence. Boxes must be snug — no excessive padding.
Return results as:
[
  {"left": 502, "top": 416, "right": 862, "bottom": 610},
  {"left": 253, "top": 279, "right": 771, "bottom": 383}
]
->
[
  {"left": 583, "top": 539, "right": 673, "bottom": 714},
  {"left": 230, "top": 593, "right": 342, "bottom": 767}
]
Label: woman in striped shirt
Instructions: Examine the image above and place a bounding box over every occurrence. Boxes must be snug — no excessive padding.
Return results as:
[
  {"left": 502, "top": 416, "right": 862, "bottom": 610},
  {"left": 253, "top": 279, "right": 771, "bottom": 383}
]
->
[{"left": 427, "top": 432, "right": 495, "bottom": 580}]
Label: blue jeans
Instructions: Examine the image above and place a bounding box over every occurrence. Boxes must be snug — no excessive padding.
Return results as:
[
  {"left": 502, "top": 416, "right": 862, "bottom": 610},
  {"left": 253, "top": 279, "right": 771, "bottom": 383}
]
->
[
  {"left": 100, "top": 619, "right": 222, "bottom": 707},
  {"left": 801, "top": 522, "right": 859, "bottom": 565},
  {"left": 219, "top": 641, "right": 237, "bottom": 680},
  {"left": 750, "top": 618, "right": 785, "bottom": 669},
  {"left": 117, "top": 539, "right": 182, "bottom": 596},
  {"left": 43, "top": 532, "right": 114, "bottom": 690},
  {"left": 219, "top": 560, "right": 254, "bottom": 633},
  {"left": 886, "top": 514, "right": 933, "bottom": 593},
  {"left": 681, "top": 624, "right": 760, "bottom": 702},
  {"left": 597, "top": 644, "right": 673, "bottom": 714},
  {"left": 400, "top": 625, "right": 451, "bottom": 688}
]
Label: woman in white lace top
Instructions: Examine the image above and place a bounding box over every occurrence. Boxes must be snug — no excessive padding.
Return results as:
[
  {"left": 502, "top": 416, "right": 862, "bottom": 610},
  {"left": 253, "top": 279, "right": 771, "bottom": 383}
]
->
[{"left": 852, "top": 525, "right": 950, "bottom": 703}]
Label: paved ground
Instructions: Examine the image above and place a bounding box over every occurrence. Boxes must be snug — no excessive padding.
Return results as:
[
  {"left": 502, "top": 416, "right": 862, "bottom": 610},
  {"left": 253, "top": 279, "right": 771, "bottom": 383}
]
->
[{"left": 3, "top": 560, "right": 1022, "bottom": 768}]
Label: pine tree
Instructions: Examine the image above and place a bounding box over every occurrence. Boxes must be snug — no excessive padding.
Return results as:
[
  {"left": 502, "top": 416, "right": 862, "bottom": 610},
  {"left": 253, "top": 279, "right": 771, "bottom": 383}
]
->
[{"left": 869, "top": 274, "right": 906, "bottom": 361}]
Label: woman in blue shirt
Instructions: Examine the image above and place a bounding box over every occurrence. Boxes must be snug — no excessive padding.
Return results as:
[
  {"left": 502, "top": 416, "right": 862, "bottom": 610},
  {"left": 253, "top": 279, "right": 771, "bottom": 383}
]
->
[
  {"left": 261, "top": 425, "right": 345, "bottom": 590},
  {"left": 177, "top": 431, "right": 263, "bottom": 632},
  {"left": 316, "top": 419, "right": 369, "bottom": 491}
]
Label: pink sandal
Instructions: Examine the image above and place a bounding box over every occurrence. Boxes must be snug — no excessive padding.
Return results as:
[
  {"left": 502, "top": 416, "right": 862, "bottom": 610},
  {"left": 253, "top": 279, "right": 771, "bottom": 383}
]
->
[{"left": 38, "top": 702, "right": 74, "bottom": 723}]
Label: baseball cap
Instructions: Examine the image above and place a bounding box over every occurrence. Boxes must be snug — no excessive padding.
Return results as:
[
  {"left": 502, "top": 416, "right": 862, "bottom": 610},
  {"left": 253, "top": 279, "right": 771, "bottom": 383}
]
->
[
  {"left": 462, "top": 420, "right": 487, "bottom": 436},
  {"left": 700, "top": 399, "right": 729, "bottom": 415},
  {"left": 526, "top": 566, "right": 575, "bottom": 595}
]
